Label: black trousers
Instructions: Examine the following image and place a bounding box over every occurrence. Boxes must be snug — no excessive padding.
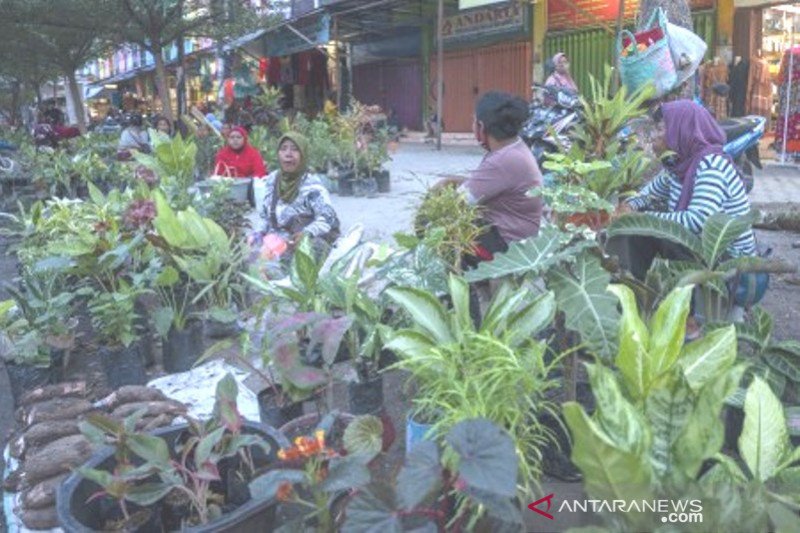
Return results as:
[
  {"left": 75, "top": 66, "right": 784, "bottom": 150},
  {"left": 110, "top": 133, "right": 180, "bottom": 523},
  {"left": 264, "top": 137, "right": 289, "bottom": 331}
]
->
[{"left": 605, "top": 235, "right": 695, "bottom": 281}]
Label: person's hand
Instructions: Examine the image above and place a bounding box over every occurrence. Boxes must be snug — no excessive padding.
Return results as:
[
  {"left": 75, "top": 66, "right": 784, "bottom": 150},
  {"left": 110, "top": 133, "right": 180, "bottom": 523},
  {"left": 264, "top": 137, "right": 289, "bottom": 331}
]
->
[
  {"left": 615, "top": 202, "right": 634, "bottom": 217},
  {"left": 288, "top": 232, "right": 305, "bottom": 250},
  {"left": 433, "top": 177, "right": 465, "bottom": 190}
]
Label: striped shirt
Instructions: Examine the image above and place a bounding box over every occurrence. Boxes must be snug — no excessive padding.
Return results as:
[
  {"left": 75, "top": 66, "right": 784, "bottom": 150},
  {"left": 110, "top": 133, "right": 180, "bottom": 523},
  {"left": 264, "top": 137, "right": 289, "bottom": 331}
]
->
[{"left": 627, "top": 154, "right": 757, "bottom": 257}]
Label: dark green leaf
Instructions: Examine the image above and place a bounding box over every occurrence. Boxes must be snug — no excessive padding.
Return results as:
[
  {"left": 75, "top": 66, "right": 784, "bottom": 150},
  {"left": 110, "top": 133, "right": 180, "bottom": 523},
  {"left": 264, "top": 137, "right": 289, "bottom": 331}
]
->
[
  {"left": 319, "top": 455, "right": 371, "bottom": 493},
  {"left": 445, "top": 419, "right": 517, "bottom": 498},
  {"left": 397, "top": 440, "right": 441, "bottom": 509},
  {"left": 341, "top": 483, "right": 408, "bottom": 533},
  {"left": 309, "top": 316, "right": 353, "bottom": 366},
  {"left": 248, "top": 469, "right": 306, "bottom": 501},
  {"left": 125, "top": 482, "right": 176, "bottom": 506},
  {"left": 195, "top": 427, "right": 226, "bottom": 466},
  {"left": 343, "top": 415, "right": 384, "bottom": 461},
  {"left": 127, "top": 434, "right": 171, "bottom": 467},
  {"left": 702, "top": 213, "right": 754, "bottom": 268},
  {"left": 607, "top": 214, "right": 702, "bottom": 260}
]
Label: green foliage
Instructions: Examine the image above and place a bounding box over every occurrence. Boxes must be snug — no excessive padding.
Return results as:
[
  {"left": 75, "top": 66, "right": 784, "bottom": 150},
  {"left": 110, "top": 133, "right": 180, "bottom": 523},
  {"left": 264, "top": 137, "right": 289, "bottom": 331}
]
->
[
  {"left": 343, "top": 419, "right": 523, "bottom": 531},
  {"left": 609, "top": 212, "right": 796, "bottom": 321},
  {"left": 0, "top": 300, "right": 50, "bottom": 367},
  {"left": 136, "top": 134, "right": 197, "bottom": 208},
  {"left": 564, "top": 284, "right": 792, "bottom": 532},
  {"left": 88, "top": 280, "right": 142, "bottom": 348},
  {"left": 386, "top": 275, "right": 559, "bottom": 488},
  {"left": 413, "top": 186, "right": 485, "bottom": 273}
]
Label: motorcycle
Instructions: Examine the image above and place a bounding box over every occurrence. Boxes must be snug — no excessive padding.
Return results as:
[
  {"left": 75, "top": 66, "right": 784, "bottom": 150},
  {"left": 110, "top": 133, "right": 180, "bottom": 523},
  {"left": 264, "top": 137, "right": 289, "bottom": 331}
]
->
[
  {"left": 521, "top": 84, "right": 582, "bottom": 167},
  {"left": 718, "top": 115, "right": 765, "bottom": 194}
]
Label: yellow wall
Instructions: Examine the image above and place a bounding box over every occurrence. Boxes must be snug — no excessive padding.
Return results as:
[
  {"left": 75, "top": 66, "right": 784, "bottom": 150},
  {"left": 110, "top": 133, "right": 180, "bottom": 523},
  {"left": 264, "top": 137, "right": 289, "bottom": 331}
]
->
[{"left": 718, "top": 0, "right": 734, "bottom": 46}]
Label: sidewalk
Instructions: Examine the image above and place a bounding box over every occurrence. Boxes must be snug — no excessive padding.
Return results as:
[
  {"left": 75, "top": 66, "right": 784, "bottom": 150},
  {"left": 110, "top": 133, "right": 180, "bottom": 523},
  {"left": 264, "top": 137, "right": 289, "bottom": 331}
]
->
[{"left": 751, "top": 162, "right": 800, "bottom": 207}]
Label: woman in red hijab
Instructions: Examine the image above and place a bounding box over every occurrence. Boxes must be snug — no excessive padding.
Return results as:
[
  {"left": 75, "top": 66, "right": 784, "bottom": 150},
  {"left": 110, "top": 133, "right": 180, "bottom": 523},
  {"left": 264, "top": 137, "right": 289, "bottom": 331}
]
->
[{"left": 213, "top": 126, "right": 267, "bottom": 178}]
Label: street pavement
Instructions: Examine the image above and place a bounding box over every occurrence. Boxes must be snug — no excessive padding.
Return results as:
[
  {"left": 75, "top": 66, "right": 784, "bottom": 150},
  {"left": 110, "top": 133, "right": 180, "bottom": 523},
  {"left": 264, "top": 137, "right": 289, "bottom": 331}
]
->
[{"left": 750, "top": 162, "right": 800, "bottom": 207}]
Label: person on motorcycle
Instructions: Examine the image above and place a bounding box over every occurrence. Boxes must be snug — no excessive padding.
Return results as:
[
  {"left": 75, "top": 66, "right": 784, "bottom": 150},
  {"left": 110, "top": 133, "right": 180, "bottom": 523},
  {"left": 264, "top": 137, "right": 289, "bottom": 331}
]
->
[
  {"left": 249, "top": 132, "right": 340, "bottom": 260},
  {"left": 117, "top": 114, "right": 151, "bottom": 159},
  {"left": 545, "top": 53, "right": 578, "bottom": 93},
  {"left": 440, "top": 91, "right": 544, "bottom": 260}
]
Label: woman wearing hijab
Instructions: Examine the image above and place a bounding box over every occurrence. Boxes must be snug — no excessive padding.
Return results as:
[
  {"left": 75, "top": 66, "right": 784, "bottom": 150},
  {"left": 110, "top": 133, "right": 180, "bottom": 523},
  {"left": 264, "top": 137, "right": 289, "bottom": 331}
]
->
[
  {"left": 252, "top": 132, "right": 339, "bottom": 257},
  {"left": 545, "top": 53, "right": 578, "bottom": 93},
  {"left": 614, "top": 100, "right": 757, "bottom": 282},
  {"left": 213, "top": 126, "right": 267, "bottom": 178}
]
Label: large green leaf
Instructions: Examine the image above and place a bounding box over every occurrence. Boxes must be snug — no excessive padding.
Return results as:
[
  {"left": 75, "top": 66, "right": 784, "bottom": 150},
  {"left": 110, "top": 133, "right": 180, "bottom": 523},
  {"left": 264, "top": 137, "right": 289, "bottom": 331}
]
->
[
  {"left": 448, "top": 274, "right": 473, "bottom": 339},
  {"left": 503, "top": 290, "right": 556, "bottom": 347},
  {"left": 736, "top": 307, "right": 773, "bottom": 351},
  {"left": 152, "top": 190, "right": 186, "bottom": 248},
  {"left": 765, "top": 348, "right": 800, "bottom": 383},
  {"left": 126, "top": 482, "right": 176, "bottom": 507},
  {"left": 701, "top": 213, "right": 754, "bottom": 268},
  {"left": 386, "top": 287, "right": 453, "bottom": 345},
  {"left": 343, "top": 415, "right": 384, "bottom": 461},
  {"left": 645, "top": 377, "right": 693, "bottom": 478},
  {"left": 319, "top": 455, "right": 371, "bottom": 493},
  {"left": 680, "top": 326, "right": 737, "bottom": 392},
  {"left": 547, "top": 251, "right": 619, "bottom": 360},
  {"left": 464, "top": 226, "right": 587, "bottom": 282},
  {"left": 648, "top": 285, "right": 692, "bottom": 379},
  {"left": 608, "top": 284, "right": 650, "bottom": 400},
  {"left": 480, "top": 282, "right": 530, "bottom": 335},
  {"left": 445, "top": 419, "right": 517, "bottom": 498},
  {"left": 396, "top": 440, "right": 442, "bottom": 510},
  {"left": 341, "top": 483, "right": 409, "bottom": 533},
  {"left": 768, "top": 502, "right": 800, "bottom": 533},
  {"left": 606, "top": 214, "right": 702, "bottom": 260},
  {"left": 248, "top": 469, "right": 306, "bottom": 501},
  {"left": 384, "top": 330, "right": 437, "bottom": 360},
  {"left": 740, "top": 376, "right": 790, "bottom": 482},
  {"left": 586, "top": 363, "right": 649, "bottom": 455},
  {"left": 563, "top": 402, "right": 653, "bottom": 524}
]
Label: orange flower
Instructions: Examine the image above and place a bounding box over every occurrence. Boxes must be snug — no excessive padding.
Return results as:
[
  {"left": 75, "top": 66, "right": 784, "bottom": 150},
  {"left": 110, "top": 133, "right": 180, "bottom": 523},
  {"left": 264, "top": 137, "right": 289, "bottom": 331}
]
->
[
  {"left": 278, "top": 430, "right": 334, "bottom": 461},
  {"left": 276, "top": 481, "right": 295, "bottom": 502}
]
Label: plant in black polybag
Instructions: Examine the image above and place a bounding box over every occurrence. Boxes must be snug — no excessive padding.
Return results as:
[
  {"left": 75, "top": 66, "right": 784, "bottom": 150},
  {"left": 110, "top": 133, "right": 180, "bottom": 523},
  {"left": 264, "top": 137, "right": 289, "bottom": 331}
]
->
[{"left": 342, "top": 418, "right": 523, "bottom": 532}]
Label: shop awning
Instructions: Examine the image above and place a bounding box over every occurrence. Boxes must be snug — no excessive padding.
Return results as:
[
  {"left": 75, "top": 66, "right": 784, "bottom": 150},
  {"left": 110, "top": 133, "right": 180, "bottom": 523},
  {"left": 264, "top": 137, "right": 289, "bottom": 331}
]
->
[
  {"left": 264, "top": 11, "right": 331, "bottom": 57},
  {"left": 734, "top": 0, "right": 795, "bottom": 7},
  {"left": 84, "top": 85, "right": 106, "bottom": 100},
  {"left": 222, "top": 29, "right": 267, "bottom": 57}
]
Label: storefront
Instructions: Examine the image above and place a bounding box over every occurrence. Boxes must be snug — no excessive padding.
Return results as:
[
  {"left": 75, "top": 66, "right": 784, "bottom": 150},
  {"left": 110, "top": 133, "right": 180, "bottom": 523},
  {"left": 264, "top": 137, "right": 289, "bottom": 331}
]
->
[{"left": 431, "top": 1, "right": 533, "bottom": 132}]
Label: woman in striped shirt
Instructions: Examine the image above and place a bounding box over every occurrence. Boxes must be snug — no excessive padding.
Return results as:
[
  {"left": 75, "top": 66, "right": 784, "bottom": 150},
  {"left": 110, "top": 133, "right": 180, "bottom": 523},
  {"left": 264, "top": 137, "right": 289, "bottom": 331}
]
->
[{"left": 615, "top": 100, "right": 757, "bottom": 279}]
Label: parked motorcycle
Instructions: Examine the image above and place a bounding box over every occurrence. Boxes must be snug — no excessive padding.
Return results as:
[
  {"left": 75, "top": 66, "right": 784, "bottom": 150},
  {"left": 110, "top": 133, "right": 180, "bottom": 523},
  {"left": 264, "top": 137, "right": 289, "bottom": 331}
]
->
[
  {"left": 521, "top": 84, "right": 582, "bottom": 167},
  {"left": 718, "top": 115, "right": 765, "bottom": 193}
]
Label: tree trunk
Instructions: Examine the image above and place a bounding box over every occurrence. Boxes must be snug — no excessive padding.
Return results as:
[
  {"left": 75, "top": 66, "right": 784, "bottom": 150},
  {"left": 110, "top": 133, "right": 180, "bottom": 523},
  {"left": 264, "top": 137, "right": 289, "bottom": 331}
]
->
[
  {"left": 65, "top": 71, "right": 87, "bottom": 134},
  {"left": 638, "top": 0, "right": 691, "bottom": 30},
  {"left": 153, "top": 47, "right": 174, "bottom": 122}
]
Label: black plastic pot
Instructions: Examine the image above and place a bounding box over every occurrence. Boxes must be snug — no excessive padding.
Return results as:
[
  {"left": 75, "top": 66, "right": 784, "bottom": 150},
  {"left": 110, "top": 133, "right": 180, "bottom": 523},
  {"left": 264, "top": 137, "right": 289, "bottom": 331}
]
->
[
  {"left": 353, "top": 177, "right": 377, "bottom": 198},
  {"left": 57, "top": 422, "right": 289, "bottom": 533},
  {"left": 205, "top": 318, "right": 242, "bottom": 339},
  {"left": 4, "top": 362, "right": 52, "bottom": 407},
  {"left": 163, "top": 321, "right": 205, "bottom": 373},
  {"left": 257, "top": 388, "right": 304, "bottom": 428},
  {"left": 50, "top": 349, "right": 66, "bottom": 383},
  {"left": 99, "top": 342, "right": 147, "bottom": 390},
  {"left": 337, "top": 178, "right": 355, "bottom": 197},
  {"left": 347, "top": 375, "right": 384, "bottom": 415},
  {"left": 134, "top": 299, "right": 156, "bottom": 367},
  {"left": 375, "top": 170, "right": 391, "bottom": 193}
]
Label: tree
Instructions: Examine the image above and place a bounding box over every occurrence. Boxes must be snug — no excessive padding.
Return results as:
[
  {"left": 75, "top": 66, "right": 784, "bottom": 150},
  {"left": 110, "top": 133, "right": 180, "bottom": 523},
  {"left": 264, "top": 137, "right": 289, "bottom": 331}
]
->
[
  {"left": 0, "top": 0, "right": 110, "bottom": 132},
  {"left": 638, "top": 0, "right": 691, "bottom": 30},
  {"left": 107, "top": 0, "right": 283, "bottom": 121}
]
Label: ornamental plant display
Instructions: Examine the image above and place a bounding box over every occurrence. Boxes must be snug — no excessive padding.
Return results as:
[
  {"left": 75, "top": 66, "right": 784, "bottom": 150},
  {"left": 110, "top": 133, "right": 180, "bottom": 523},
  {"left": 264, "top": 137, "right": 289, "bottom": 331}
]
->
[
  {"left": 386, "top": 274, "right": 560, "bottom": 488},
  {"left": 74, "top": 374, "right": 275, "bottom": 529},
  {"left": 564, "top": 284, "right": 800, "bottom": 532},
  {"left": 248, "top": 415, "right": 384, "bottom": 531},
  {"left": 342, "top": 418, "right": 523, "bottom": 531}
]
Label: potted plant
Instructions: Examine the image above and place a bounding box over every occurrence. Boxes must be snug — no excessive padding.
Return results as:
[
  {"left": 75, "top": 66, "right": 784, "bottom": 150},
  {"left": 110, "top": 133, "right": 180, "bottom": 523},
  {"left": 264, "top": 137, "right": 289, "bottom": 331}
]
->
[
  {"left": 248, "top": 414, "right": 387, "bottom": 531},
  {"left": 0, "top": 300, "right": 52, "bottom": 406},
  {"left": 341, "top": 418, "right": 524, "bottom": 531},
  {"left": 58, "top": 374, "right": 290, "bottom": 532},
  {"left": 358, "top": 126, "right": 391, "bottom": 194},
  {"left": 88, "top": 280, "right": 148, "bottom": 389},
  {"left": 385, "top": 274, "right": 560, "bottom": 488}
]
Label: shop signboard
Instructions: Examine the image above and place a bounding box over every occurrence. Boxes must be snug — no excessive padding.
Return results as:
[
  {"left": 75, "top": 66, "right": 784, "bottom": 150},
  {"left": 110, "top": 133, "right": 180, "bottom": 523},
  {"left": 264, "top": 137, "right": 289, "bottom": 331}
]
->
[
  {"left": 265, "top": 12, "right": 331, "bottom": 57},
  {"left": 442, "top": 1, "right": 530, "bottom": 46},
  {"left": 459, "top": 0, "right": 506, "bottom": 9},
  {"left": 548, "top": 0, "right": 714, "bottom": 31}
]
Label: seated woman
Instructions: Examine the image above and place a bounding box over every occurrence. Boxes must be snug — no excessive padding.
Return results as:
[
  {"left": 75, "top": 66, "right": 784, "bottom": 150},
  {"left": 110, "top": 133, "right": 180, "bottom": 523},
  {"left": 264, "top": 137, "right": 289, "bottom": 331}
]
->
[
  {"left": 614, "top": 100, "right": 757, "bottom": 280},
  {"left": 153, "top": 115, "right": 173, "bottom": 137},
  {"left": 441, "top": 91, "right": 544, "bottom": 260},
  {"left": 117, "top": 114, "right": 151, "bottom": 159},
  {"left": 252, "top": 132, "right": 339, "bottom": 258},
  {"left": 213, "top": 126, "right": 266, "bottom": 178}
]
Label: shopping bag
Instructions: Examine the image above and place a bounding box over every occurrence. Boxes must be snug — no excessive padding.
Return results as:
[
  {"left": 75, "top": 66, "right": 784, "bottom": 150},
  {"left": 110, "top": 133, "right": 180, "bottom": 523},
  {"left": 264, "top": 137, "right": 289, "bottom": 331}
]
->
[
  {"left": 618, "top": 8, "right": 677, "bottom": 97},
  {"left": 666, "top": 22, "right": 708, "bottom": 87}
]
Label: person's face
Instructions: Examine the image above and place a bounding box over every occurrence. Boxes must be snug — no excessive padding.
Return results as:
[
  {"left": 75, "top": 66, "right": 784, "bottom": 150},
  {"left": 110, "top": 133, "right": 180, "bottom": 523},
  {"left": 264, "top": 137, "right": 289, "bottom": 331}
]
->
[
  {"left": 556, "top": 55, "right": 570, "bottom": 74},
  {"left": 197, "top": 125, "right": 210, "bottom": 138},
  {"left": 279, "top": 139, "right": 302, "bottom": 173},
  {"left": 473, "top": 115, "right": 489, "bottom": 150},
  {"left": 228, "top": 131, "right": 245, "bottom": 150},
  {"left": 156, "top": 119, "right": 170, "bottom": 134},
  {"left": 650, "top": 121, "right": 668, "bottom": 157},
  {"left": 221, "top": 124, "right": 232, "bottom": 138}
]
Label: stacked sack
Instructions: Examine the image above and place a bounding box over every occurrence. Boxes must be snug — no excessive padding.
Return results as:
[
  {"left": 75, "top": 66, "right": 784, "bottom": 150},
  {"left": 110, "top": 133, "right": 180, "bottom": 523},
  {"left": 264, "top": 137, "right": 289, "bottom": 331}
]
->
[{"left": 4, "top": 382, "right": 186, "bottom": 530}]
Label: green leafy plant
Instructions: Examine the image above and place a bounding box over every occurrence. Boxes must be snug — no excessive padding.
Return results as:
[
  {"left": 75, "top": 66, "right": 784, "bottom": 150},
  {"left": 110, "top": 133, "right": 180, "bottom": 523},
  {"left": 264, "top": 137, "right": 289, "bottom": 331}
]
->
[
  {"left": 0, "top": 299, "right": 49, "bottom": 367},
  {"left": 385, "top": 274, "right": 559, "bottom": 488},
  {"left": 136, "top": 134, "right": 197, "bottom": 209},
  {"left": 412, "top": 186, "right": 486, "bottom": 274},
  {"left": 563, "top": 284, "right": 749, "bottom": 532},
  {"left": 608, "top": 212, "right": 797, "bottom": 322},
  {"left": 248, "top": 415, "right": 381, "bottom": 532},
  {"left": 343, "top": 418, "right": 523, "bottom": 531},
  {"left": 88, "top": 280, "right": 143, "bottom": 348},
  {"left": 78, "top": 374, "right": 271, "bottom": 527}
]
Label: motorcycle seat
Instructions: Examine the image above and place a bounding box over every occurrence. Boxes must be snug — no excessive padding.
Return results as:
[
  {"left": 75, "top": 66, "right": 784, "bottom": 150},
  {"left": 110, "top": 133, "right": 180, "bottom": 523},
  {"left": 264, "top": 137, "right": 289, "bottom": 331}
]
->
[{"left": 718, "top": 118, "right": 757, "bottom": 143}]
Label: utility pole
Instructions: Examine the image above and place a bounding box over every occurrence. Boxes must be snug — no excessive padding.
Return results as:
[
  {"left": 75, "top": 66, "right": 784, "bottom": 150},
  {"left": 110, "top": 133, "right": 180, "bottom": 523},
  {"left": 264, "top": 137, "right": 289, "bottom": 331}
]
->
[
  {"left": 436, "top": 0, "right": 444, "bottom": 151},
  {"left": 177, "top": 0, "right": 186, "bottom": 116}
]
